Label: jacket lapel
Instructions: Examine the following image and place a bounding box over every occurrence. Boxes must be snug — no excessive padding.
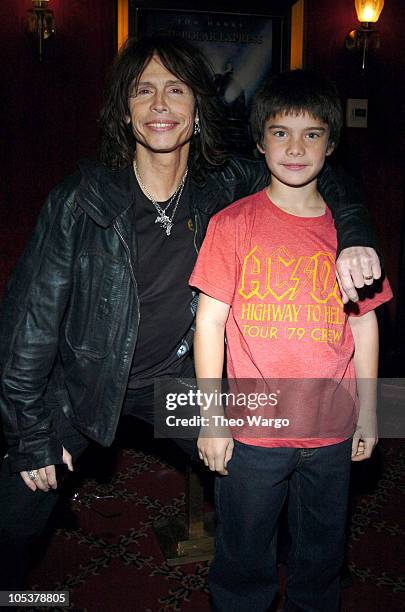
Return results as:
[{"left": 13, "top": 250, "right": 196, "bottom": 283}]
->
[{"left": 75, "top": 159, "right": 135, "bottom": 228}]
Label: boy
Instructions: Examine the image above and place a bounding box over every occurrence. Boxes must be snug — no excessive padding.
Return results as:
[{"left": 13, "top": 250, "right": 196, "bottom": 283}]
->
[{"left": 189, "top": 70, "right": 392, "bottom": 612}]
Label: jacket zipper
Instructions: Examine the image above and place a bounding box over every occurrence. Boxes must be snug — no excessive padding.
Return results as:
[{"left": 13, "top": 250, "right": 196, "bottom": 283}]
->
[
  {"left": 112, "top": 220, "right": 141, "bottom": 435},
  {"left": 193, "top": 213, "right": 199, "bottom": 254},
  {"left": 114, "top": 221, "right": 138, "bottom": 291}
]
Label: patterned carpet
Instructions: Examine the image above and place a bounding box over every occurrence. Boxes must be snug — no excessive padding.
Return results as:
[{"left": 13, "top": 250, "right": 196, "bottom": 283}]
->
[{"left": 18, "top": 419, "right": 404, "bottom": 612}]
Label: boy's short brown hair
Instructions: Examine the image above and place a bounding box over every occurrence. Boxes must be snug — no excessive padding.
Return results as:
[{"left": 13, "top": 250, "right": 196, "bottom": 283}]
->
[{"left": 250, "top": 70, "right": 343, "bottom": 148}]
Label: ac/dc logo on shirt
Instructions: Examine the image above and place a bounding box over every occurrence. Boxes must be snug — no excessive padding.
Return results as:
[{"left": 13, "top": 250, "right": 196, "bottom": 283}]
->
[{"left": 239, "top": 245, "right": 342, "bottom": 306}]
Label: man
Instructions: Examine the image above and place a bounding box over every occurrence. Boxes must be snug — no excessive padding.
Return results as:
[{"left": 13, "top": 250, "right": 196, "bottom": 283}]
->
[{"left": 0, "top": 36, "right": 380, "bottom": 589}]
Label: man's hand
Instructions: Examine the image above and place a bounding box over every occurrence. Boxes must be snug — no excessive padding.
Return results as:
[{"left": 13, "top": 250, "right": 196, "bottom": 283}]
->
[
  {"left": 198, "top": 434, "right": 234, "bottom": 475},
  {"left": 336, "top": 247, "right": 381, "bottom": 304},
  {"left": 351, "top": 410, "right": 378, "bottom": 462},
  {"left": 20, "top": 446, "right": 74, "bottom": 492}
]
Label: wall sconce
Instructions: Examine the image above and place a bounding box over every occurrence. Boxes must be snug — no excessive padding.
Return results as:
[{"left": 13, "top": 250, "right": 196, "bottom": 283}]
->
[
  {"left": 345, "top": 0, "right": 384, "bottom": 71},
  {"left": 27, "top": 0, "right": 56, "bottom": 62}
]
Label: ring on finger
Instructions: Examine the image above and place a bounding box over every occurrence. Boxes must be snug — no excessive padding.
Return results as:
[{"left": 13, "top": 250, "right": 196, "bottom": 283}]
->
[
  {"left": 364, "top": 275, "right": 373, "bottom": 280},
  {"left": 28, "top": 470, "right": 38, "bottom": 480}
]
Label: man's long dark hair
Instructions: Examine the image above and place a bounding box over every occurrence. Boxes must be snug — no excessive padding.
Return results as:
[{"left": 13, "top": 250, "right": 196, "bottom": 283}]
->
[{"left": 99, "top": 35, "right": 227, "bottom": 176}]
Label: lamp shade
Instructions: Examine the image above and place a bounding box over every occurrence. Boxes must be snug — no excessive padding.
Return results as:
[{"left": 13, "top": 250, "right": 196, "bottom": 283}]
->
[{"left": 355, "top": 0, "right": 384, "bottom": 23}]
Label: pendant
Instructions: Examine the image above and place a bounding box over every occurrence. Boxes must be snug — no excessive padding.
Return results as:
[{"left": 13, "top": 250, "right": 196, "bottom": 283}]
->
[{"left": 155, "top": 214, "right": 173, "bottom": 236}]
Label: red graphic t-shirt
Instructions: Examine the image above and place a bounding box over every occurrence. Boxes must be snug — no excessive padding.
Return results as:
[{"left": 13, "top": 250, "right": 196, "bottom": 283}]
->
[{"left": 190, "top": 190, "right": 393, "bottom": 448}]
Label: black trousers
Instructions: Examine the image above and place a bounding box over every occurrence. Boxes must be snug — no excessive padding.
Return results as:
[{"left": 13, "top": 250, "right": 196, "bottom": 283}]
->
[{"left": 0, "top": 386, "right": 197, "bottom": 590}]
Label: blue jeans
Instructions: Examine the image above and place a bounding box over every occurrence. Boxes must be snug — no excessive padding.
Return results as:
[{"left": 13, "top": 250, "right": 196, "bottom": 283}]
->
[{"left": 209, "top": 438, "right": 352, "bottom": 612}]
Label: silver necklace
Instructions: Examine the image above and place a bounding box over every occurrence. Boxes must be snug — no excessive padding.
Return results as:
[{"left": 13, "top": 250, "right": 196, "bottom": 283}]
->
[{"left": 133, "top": 160, "right": 188, "bottom": 236}]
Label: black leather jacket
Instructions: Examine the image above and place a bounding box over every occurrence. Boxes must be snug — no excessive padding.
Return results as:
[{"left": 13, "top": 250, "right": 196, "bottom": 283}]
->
[{"left": 0, "top": 158, "right": 377, "bottom": 472}]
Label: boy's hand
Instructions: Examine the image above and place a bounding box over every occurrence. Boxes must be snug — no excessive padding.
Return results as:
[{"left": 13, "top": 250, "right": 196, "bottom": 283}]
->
[
  {"left": 351, "top": 411, "right": 378, "bottom": 461},
  {"left": 336, "top": 246, "right": 381, "bottom": 303},
  {"left": 198, "top": 434, "right": 234, "bottom": 475}
]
